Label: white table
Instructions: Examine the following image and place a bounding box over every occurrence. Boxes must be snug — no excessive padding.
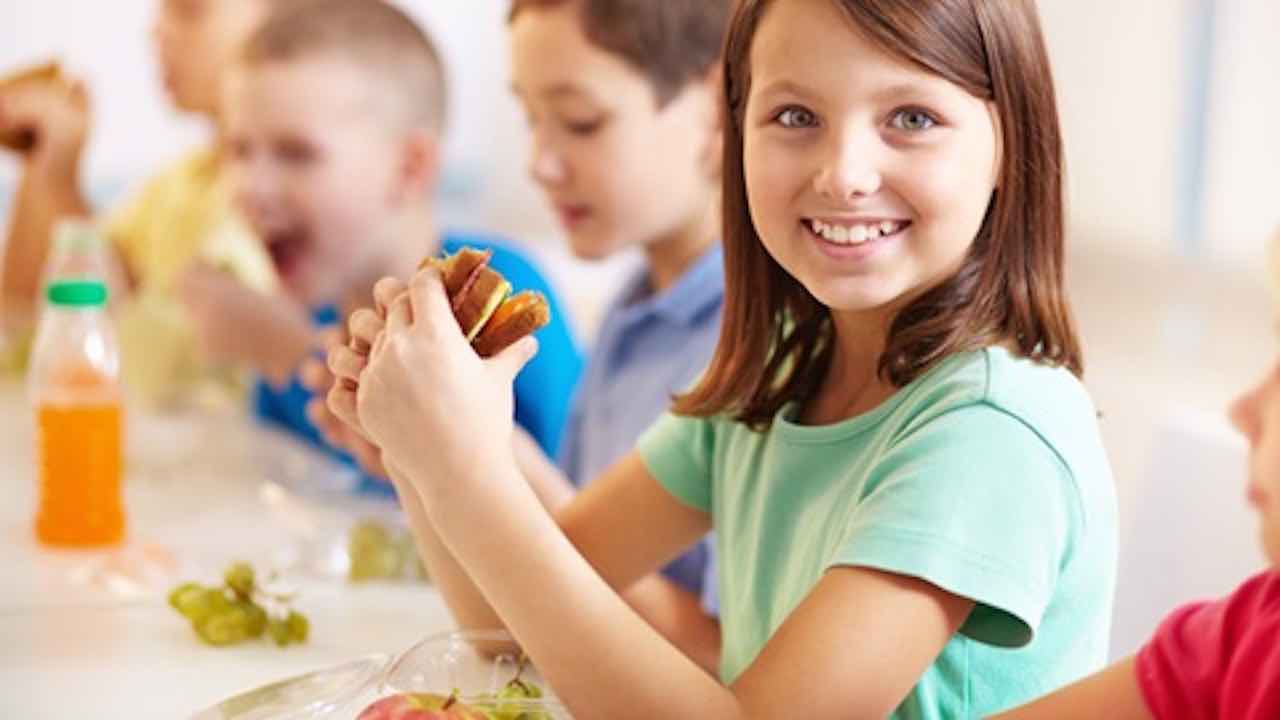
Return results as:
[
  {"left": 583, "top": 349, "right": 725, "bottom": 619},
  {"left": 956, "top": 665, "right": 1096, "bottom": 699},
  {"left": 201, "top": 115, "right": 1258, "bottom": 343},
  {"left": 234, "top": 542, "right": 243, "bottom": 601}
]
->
[{"left": 0, "top": 378, "right": 458, "bottom": 718}]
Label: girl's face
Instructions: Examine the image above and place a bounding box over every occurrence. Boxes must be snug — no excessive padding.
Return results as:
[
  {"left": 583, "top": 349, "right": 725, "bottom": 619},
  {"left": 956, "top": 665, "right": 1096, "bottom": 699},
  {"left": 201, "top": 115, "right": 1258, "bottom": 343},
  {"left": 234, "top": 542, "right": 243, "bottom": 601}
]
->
[
  {"left": 1230, "top": 358, "right": 1280, "bottom": 566},
  {"left": 743, "top": 0, "right": 1000, "bottom": 321},
  {"left": 509, "top": 4, "right": 720, "bottom": 260}
]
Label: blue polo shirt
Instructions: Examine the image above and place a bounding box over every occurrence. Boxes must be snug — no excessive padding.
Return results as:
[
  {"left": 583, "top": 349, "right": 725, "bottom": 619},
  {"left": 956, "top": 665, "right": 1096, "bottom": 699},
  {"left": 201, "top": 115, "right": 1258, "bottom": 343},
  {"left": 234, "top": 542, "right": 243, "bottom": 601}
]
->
[
  {"left": 255, "top": 231, "right": 583, "bottom": 496},
  {"left": 559, "top": 246, "right": 724, "bottom": 612}
]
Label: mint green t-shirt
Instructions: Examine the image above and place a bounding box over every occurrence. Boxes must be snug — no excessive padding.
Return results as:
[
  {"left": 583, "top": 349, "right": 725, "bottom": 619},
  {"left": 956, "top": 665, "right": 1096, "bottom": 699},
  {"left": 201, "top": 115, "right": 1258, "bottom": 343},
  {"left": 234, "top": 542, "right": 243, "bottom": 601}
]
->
[{"left": 637, "top": 347, "right": 1117, "bottom": 718}]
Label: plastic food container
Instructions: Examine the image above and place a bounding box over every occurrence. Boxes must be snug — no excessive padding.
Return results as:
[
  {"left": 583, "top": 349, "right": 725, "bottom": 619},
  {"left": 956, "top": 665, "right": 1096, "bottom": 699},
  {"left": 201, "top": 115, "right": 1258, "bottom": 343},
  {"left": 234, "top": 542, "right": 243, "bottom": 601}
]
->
[
  {"left": 251, "top": 425, "right": 425, "bottom": 584},
  {"left": 190, "top": 629, "right": 570, "bottom": 719}
]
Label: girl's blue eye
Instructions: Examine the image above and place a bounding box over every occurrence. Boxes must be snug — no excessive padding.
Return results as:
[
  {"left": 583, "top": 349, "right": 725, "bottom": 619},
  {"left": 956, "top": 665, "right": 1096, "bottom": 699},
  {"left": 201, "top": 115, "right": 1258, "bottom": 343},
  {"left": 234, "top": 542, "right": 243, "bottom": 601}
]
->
[
  {"left": 776, "top": 106, "right": 818, "bottom": 129},
  {"left": 891, "top": 109, "right": 937, "bottom": 131}
]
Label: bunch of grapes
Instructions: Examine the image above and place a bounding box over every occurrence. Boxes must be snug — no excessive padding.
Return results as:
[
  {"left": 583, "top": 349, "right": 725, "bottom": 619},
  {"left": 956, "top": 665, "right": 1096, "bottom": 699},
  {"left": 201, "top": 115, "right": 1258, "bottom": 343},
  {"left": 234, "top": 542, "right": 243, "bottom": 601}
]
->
[
  {"left": 168, "top": 562, "right": 309, "bottom": 647},
  {"left": 348, "top": 519, "right": 428, "bottom": 583}
]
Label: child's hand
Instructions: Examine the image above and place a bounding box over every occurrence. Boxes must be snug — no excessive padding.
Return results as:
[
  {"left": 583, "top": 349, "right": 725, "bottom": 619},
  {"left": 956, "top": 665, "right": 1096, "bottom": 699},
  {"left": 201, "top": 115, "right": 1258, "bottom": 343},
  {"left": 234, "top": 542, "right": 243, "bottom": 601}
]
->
[
  {"left": 300, "top": 347, "right": 389, "bottom": 481},
  {"left": 324, "top": 277, "right": 403, "bottom": 440},
  {"left": 0, "top": 75, "right": 89, "bottom": 171},
  {"left": 352, "top": 268, "right": 538, "bottom": 488},
  {"left": 178, "top": 261, "right": 313, "bottom": 384}
]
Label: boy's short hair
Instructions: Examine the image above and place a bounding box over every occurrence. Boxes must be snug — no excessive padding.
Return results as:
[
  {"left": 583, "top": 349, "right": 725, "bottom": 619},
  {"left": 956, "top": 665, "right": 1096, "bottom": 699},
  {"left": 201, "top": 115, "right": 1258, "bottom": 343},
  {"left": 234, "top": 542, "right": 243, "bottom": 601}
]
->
[
  {"left": 509, "top": 0, "right": 730, "bottom": 107},
  {"left": 242, "top": 0, "right": 446, "bottom": 131}
]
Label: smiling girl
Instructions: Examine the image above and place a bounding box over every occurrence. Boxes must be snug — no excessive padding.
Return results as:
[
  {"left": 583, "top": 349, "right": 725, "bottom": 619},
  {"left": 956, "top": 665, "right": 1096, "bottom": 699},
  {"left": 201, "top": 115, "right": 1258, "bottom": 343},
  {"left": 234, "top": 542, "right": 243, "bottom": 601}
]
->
[{"left": 332, "top": 1, "right": 1118, "bottom": 717}]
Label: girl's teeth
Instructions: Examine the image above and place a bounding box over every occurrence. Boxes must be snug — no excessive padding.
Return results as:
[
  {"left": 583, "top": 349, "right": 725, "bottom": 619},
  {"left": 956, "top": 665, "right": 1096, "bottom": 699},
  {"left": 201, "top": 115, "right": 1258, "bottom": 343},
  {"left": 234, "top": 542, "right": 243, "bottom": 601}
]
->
[{"left": 809, "top": 219, "right": 905, "bottom": 245}]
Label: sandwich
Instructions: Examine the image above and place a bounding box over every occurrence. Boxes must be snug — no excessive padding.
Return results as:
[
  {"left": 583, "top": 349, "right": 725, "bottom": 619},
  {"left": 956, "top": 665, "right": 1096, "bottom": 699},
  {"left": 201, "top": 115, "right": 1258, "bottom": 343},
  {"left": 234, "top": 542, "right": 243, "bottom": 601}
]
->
[
  {"left": 0, "top": 62, "right": 64, "bottom": 152},
  {"left": 419, "top": 247, "right": 551, "bottom": 357}
]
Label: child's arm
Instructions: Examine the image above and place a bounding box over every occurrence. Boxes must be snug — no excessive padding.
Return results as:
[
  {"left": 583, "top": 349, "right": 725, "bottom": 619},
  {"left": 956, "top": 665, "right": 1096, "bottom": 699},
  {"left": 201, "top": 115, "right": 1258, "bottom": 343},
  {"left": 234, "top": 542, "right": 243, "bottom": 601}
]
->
[
  {"left": 410, "top": 450, "right": 972, "bottom": 718},
  {"left": 989, "top": 657, "right": 1152, "bottom": 720},
  {"left": 353, "top": 270, "right": 980, "bottom": 718},
  {"left": 0, "top": 78, "right": 91, "bottom": 318},
  {"left": 178, "top": 262, "right": 315, "bottom": 385},
  {"left": 512, "top": 422, "right": 722, "bottom": 672}
]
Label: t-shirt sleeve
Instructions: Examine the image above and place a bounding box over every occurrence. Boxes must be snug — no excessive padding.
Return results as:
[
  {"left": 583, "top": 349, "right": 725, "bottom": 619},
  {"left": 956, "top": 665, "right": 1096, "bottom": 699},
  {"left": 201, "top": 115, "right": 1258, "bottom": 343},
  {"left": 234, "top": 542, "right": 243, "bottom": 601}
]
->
[
  {"left": 1134, "top": 600, "right": 1220, "bottom": 720},
  {"left": 484, "top": 244, "right": 583, "bottom": 459},
  {"left": 831, "top": 403, "right": 1081, "bottom": 649},
  {"left": 1135, "top": 571, "right": 1280, "bottom": 720},
  {"left": 636, "top": 411, "right": 716, "bottom": 514}
]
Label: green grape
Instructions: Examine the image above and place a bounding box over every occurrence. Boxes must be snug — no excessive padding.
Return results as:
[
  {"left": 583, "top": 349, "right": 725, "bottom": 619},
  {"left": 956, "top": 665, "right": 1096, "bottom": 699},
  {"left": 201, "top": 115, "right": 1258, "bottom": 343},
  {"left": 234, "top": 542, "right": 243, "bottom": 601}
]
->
[
  {"left": 168, "top": 582, "right": 206, "bottom": 618},
  {"left": 171, "top": 586, "right": 233, "bottom": 625},
  {"left": 286, "top": 610, "right": 310, "bottom": 644},
  {"left": 267, "top": 617, "right": 293, "bottom": 647},
  {"left": 348, "top": 520, "right": 401, "bottom": 581},
  {"left": 169, "top": 563, "right": 309, "bottom": 649},
  {"left": 224, "top": 562, "right": 255, "bottom": 599},
  {"left": 482, "top": 679, "right": 547, "bottom": 720},
  {"left": 235, "top": 600, "right": 268, "bottom": 639},
  {"left": 195, "top": 606, "right": 253, "bottom": 646}
]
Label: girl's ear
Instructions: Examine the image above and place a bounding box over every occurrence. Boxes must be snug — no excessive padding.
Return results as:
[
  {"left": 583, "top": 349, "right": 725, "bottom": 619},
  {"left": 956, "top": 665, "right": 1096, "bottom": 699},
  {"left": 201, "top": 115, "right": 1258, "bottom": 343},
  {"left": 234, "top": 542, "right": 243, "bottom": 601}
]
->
[{"left": 392, "top": 128, "right": 441, "bottom": 205}]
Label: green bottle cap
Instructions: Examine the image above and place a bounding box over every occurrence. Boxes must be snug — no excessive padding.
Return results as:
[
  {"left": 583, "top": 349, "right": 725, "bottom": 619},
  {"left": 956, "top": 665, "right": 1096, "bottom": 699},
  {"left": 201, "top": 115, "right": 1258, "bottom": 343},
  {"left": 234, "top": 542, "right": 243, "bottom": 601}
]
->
[{"left": 47, "top": 280, "right": 108, "bottom": 307}]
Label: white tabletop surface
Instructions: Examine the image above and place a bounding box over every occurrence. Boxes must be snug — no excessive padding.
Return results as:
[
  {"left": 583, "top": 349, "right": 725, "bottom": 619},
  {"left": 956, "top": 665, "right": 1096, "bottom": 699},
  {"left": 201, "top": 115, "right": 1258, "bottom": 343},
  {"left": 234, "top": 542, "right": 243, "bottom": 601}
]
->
[{"left": 0, "top": 378, "right": 458, "bottom": 719}]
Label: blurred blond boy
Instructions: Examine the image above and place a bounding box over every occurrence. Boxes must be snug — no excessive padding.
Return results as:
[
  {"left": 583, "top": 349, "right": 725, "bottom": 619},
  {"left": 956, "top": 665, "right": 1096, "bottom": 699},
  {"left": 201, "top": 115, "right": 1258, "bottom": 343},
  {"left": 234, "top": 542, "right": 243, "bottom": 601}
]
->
[{"left": 0, "top": 0, "right": 280, "bottom": 400}]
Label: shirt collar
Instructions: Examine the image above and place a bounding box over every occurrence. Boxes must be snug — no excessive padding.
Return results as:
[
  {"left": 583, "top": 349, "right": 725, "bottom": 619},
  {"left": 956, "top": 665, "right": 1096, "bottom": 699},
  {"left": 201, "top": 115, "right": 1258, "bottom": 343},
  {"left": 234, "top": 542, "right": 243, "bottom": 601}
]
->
[{"left": 617, "top": 245, "right": 724, "bottom": 328}]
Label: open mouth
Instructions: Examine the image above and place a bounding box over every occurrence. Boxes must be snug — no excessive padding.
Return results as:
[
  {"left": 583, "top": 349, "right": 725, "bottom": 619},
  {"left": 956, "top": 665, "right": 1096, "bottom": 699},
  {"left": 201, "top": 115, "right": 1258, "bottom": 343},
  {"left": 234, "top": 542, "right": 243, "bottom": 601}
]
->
[
  {"left": 803, "top": 217, "right": 911, "bottom": 247},
  {"left": 263, "top": 227, "right": 309, "bottom": 279},
  {"left": 555, "top": 203, "right": 592, "bottom": 228}
]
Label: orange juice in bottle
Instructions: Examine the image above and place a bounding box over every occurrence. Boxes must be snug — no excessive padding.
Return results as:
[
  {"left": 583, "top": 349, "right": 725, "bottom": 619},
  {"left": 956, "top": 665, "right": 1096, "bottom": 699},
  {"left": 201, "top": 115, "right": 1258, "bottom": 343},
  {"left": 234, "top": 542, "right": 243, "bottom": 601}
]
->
[{"left": 28, "top": 279, "right": 124, "bottom": 546}]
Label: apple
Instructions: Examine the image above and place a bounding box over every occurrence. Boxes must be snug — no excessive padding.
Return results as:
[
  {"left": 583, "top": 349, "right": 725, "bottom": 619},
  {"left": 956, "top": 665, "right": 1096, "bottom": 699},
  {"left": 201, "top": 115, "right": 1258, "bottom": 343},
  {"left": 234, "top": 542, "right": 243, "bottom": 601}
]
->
[{"left": 356, "top": 692, "right": 488, "bottom": 720}]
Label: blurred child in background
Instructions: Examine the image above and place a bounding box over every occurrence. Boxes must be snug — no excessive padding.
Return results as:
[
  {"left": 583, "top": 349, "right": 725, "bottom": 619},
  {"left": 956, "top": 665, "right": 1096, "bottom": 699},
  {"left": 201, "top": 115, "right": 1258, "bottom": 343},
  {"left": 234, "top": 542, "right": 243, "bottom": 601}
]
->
[
  {"left": 0, "top": 0, "right": 279, "bottom": 401},
  {"left": 208, "top": 0, "right": 580, "bottom": 488}
]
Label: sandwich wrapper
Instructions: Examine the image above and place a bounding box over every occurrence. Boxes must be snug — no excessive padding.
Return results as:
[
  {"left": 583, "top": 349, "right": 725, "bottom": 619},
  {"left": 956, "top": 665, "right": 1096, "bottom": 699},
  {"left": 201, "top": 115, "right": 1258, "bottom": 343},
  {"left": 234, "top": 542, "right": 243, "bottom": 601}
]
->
[{"left": 190, "top": 629, "right": 568, "bottom": 719}]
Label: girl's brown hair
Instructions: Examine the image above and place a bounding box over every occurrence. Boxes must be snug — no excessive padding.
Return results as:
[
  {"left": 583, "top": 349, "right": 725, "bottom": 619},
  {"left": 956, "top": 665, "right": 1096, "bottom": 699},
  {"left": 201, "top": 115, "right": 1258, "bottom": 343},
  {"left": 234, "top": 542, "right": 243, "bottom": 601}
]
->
[
  {"left": 508, "top": 0, "right": 730, "bottom": 107},
  {"left": 674, "top": 0, "right": 1081, "bottom": 429}
]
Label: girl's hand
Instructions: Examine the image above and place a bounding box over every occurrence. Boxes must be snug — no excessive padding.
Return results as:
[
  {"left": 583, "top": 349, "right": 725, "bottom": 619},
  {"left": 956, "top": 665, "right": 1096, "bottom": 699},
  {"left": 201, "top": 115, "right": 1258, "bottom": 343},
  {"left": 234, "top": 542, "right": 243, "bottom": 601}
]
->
[
  {"left": 354, "top": 267, "right": 539, "bottom": 491},
  {"left": 302, "top": 347, "right": 389, "bottom": 481},
  {"left": 325, "top": 277, "right": 408, "bottom": 442}
]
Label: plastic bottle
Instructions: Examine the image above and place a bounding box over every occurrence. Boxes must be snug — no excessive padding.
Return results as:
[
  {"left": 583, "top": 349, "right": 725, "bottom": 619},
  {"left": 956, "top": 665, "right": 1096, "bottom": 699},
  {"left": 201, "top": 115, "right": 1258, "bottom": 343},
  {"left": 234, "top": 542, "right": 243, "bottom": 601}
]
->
[
  {"left": 28, "top": 279, "right": 124, "bottom": 546},
  {"left": 43, "top": 218, "right": 114, "bottom": 291}
]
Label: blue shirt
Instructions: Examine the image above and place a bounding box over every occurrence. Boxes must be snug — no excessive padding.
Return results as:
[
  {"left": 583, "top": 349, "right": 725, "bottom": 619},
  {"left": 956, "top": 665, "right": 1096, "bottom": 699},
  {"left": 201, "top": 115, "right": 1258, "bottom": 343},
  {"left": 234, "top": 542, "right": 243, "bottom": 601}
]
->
[
  {"left": 255, "top": 231, "right": 583, "bottom": 496},
  {"left": 559, "top": 246, "right": 724, "bottom": 611}
]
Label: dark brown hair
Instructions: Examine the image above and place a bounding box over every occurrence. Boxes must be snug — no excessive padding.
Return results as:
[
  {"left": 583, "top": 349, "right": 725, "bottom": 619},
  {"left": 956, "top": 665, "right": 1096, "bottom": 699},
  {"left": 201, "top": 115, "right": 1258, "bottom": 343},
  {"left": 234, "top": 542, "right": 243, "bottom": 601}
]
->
[
  {"left": 675, "top": 0, "right": 1081, "bottom": 429},
  {"left": 242, "top": 0, "right": 447, "bottom": 131},
  {"left": 508, "top": 0, "right": 730, "bottom": 107}
]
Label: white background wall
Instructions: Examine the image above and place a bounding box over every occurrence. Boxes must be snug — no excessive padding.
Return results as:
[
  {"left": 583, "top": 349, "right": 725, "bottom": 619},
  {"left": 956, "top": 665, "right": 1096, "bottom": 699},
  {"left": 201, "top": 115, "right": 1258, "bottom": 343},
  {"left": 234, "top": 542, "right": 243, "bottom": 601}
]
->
[{"left": 1202, "top": 0, "right": 1280, "bottom": 263}]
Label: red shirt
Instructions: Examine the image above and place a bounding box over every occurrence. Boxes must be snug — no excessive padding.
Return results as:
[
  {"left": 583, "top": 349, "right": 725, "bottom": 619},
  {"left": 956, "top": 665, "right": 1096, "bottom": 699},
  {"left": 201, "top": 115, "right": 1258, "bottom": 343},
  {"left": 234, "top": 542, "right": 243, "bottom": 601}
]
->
[{"left": 1137, "top": 570, "right": 1280, "bottom": 719}]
